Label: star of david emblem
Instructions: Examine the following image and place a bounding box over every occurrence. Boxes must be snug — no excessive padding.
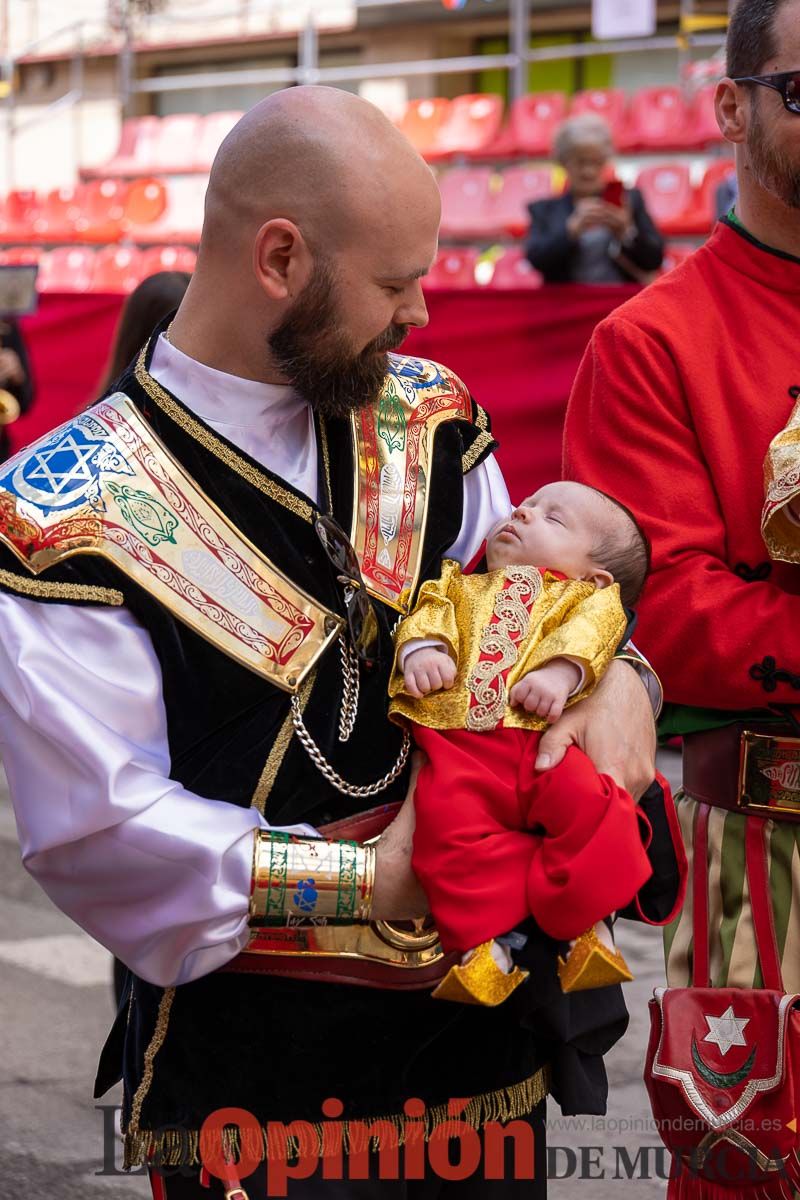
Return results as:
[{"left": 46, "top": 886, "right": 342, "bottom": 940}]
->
[
  {"left": 703, "top": 1005, "right": 750, "bottom": 1056},
  {"left": 26, "top": 435, "right": 98, "bottom": 495},
  {"left": 2, "top": 423, "right": 132, "bottom": 515}
]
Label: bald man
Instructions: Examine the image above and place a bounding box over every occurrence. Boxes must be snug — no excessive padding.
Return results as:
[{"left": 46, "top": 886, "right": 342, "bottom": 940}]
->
[{"left": 0, "top": 88, "right": 663, "bottom": 1197}]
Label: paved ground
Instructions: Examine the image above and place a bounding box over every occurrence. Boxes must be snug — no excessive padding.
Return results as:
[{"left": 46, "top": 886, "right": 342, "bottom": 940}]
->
[{"left": 0, "top": 749, "right": 682, "bottom": 1199}]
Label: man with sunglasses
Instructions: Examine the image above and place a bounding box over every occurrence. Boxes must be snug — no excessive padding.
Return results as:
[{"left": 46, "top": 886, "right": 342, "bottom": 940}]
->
[
  {"left": 0, "top": 86, "right": 666, "bottom": 1198},
  {"left": 565, "top": 0, "right": 800, "bottom": 1185}
]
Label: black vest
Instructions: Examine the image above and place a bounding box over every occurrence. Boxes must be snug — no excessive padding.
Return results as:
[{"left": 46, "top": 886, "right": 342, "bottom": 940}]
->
[{"left": 0, "top": 336, "right": 552, "bottom": 1162}]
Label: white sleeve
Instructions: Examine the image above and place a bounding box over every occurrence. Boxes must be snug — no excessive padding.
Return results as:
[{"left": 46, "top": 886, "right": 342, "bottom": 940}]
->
[
  {"left": 446, "top": 453, "right": 512, "bottom": 566},
  {"left": 0, "top": 593, "right": 318, "bottom": 988}
]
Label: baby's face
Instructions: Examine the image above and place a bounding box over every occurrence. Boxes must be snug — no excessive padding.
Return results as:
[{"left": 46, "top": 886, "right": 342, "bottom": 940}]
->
[{"left": 485, "top": 481, "right": 610, "bottom": 578}]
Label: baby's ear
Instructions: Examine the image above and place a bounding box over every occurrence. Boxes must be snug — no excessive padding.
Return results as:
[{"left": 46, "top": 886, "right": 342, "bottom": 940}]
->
[{"left": 584, "top": 567, "right": 614, "bottom": 590}]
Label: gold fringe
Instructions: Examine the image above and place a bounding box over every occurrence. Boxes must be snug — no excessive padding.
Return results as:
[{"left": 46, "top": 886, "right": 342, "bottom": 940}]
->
[
  {"left": 250, "top": 670, "right": 316, "bottom": 815},
  {"left": 134, "top": 346, "right": 313, "bottom": 525},
  {"left": 0, "top": 565, "right": 124, "bottom": 605},
  {"left": 122, "top": 1065, "right": 550, "bottom": 1168},
  {"left": 462, "top": 430, "right": 495, "bottom": 475},
  {"left": 124, "top": 986, "right": 176, "bottom": 1166}
]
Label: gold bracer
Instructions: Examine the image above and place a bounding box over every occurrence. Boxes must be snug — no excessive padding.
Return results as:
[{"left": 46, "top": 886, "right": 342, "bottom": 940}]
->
[{"left": 249, "top": 830, "right": 376, "bottom": 925}]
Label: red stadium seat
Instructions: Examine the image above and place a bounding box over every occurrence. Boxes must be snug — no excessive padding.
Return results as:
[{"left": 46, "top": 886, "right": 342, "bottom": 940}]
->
[
  {"left": 72, "top": 179, "right": 128, "bottom": 243},
  {"left": 140, "top": 245, "right": 197, "bottom": 277},
  {"left": 508, "top": 93, "right": 568, "bottom": 157},
  {"left": 485, "top": 247, "right": 542, "bottom": 289},
  {"left": 37, "top": 246, "right": 96, "bottom": 292},
  {"left": 432, "top": 93, "right": 504, "bottom": 159},
  {"left": 468, "top": 120, "right": 520, "bottom": 161},
  {"left": 92, "top": 246, "right": 144, "bottom": 293},
  {"left": 635, "top": 163, "right": 694, "bottom": 235},
  {"left": 681, "top": 84, "right": 724, "bottom": 149},
  {"left": 195, "top": 111, "right": 244, "bottom": 171},
  {"left": 398, "top": 99, "right": 451, "bottom": 159},
  {"left": 123, "top": 178, "right": 168, "bottom": 228},
  {"left": 126, "top": 177, "right": 206, "bottom": 244},
  {"left": 154, "top": 114, "right": 203, "bottom": 173},
  {"left": 0, "top": 190, "right": 44, "bottom": 243},
  {"left": 662, "top": 243, "right": 696, "bottom": 273},
  {"left": 620, "top": 86, "right": 691, "bottom": 151},
  {"left": 570, "top": 89, "right": 628, "bottom": 143},
  {"left": 668, "top": 158, "right": 735, "bottom": 235},
  {"left": 423, "top": 247, "right": 478, "bottom": 289},
  {"left": 438, "top": 167, "right": 498, "bottom": 239},
  {"left": 90, "top": 116, "right": 162, "bottom": 177},
  {"left": 491, "top": 165, "right": 556, "bottom": 238},
  {"left": 31, "top": 186, "right": 84, "bottom": 242},
  {"left": 1, "top": 246, "right": 42, "bottom": 265}
]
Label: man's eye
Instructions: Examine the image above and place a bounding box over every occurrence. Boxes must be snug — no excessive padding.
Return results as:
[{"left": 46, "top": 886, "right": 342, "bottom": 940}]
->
[
  {"left": 384, "top": 285, "right": 403, "bottom": 296},
  {"left": 547, "top": 513, "right": 563, "bottom": 524}
]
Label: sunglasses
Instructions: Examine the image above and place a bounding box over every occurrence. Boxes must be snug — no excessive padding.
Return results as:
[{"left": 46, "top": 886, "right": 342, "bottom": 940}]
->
[
  {"left": 733, "top": 69, "right": 800, "bottom": 114},
  {"left": 315, "top": 514, "right": 380, "bottom": 667}
]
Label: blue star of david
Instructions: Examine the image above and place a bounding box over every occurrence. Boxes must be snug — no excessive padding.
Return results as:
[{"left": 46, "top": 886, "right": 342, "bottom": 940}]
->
[{"left": 25, "top": 435, "right": 99, "bottom": 495}]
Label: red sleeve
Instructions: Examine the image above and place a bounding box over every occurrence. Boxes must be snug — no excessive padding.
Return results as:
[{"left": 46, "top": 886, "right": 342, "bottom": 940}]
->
[{"left": 563, "top": 314, "right": 800, "bottom": 710}]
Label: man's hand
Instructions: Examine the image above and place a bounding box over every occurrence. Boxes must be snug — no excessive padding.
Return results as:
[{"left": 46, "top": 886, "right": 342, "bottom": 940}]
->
[
  {"left": 0, "top": 348, "right": 24, "bottom": 388},
  {"left": 370, "top": 752, "right": 429, "bottom": 921},
  {"left": 567, "top": 199, "right": 633, "bottom": 241},
  {"left": 402, "top": 646, "right": 457, "bottom": 699},
  {"left": 509, "top": 659, "right": 581, "bottom": 722},
  {"left": 535, "top": 659, "right": 656, "bottom": 801}
]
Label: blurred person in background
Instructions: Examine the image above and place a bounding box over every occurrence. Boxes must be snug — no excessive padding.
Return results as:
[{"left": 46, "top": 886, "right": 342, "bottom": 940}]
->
[
  {"left": 0, "top": 319, "right": 34, "bottom": 463},
  {"left": 525, "top": 113, "right": 664, "bottom": 284},
  {"left": 100, "top": 270, "right": 192, "bottom": 397}
]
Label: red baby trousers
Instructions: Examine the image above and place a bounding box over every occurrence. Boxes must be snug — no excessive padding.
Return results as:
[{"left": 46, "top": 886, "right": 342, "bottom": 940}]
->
[{"left": 410, "top": 724, "right": 652, "bottom": 955}]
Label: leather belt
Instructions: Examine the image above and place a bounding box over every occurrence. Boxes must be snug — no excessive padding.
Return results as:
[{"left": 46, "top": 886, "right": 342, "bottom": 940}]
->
[
  {"left": 219, "top": 801, "right": 457, "bottom": 989},
  {"left": 683, "top": 722, "right": 800, "bottom": 823}
]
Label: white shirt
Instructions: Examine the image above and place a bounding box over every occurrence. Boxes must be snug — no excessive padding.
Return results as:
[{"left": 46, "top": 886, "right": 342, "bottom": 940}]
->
[{"left": 0, "top": 334, "right": 511, "bottom": 988}]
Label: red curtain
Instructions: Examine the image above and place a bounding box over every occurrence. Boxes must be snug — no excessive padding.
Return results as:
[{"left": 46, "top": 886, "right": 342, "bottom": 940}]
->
[{"left": 9, "top": 285, "right": 638, "bottom": 500}]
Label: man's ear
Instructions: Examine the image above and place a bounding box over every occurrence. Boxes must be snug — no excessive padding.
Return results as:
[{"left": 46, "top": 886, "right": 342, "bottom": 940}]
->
[
  {"left": 253, "top": 218, "right": 313, "bottom": 302},
  {"left": 584, "top": 566, "right": 614, "bottom": 590},
  {"left": 716, "top": 77, "right": 748, "bottom": 146}
]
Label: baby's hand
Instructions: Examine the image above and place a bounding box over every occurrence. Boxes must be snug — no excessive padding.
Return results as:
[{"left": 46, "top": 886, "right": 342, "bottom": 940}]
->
[
  {"left": 509, "top": 659, "right": 582, "bottom": 722},
  {"left": 403, "top": 647, "right": 457, "bottom": 699}
]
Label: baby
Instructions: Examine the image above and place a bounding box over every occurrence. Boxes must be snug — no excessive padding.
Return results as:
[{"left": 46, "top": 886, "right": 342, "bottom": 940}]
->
[{"left": 388, "top": 480, "right": 654, "bottom": 1005}]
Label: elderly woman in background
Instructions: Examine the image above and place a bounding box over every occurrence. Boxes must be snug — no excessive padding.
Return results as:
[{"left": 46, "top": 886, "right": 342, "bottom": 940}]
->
[{"left": 525, "top": 113, "right": 664, "bottom": 284}]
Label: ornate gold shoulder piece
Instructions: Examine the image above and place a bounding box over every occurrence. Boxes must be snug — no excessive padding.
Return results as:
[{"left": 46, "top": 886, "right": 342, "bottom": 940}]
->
[
  {"left": 350, "top": 353, "right": 472, "bottom": 613},
  {"left": 0, "top": 395, "right": 341, "bottom": 692},
  {"left": 763, "top": 390, "right": 800, "bottom": 563}
]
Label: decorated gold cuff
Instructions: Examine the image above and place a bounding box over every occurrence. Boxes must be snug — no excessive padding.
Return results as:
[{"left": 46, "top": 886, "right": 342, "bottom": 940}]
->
[
  {"left": 249, "top": 831, "right": 376, "bottom": 926},
  {"left": 614, "top": 650, "right": 663, "bottom": 720}
]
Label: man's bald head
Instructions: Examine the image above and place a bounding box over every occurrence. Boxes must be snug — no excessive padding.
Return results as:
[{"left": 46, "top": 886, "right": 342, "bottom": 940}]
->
[
  {"left": 202, "top": 85, "right": 439, "bottom": 256},
  {"left": 170, "top": 86, "right": 438, "bottom": 403}
]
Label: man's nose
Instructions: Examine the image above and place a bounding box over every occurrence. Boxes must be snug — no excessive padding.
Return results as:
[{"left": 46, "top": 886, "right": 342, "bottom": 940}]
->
[{"left": 397, "top": 281, "right": 429, "bottom": 330}]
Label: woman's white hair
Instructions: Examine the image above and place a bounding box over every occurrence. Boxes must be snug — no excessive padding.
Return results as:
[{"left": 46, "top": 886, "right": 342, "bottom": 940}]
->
[{"left": 552, "top": 113, "right": 614, "bottom": 164}]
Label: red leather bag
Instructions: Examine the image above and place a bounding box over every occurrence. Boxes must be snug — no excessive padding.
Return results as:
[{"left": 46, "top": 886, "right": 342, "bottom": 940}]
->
[{"left": 644, "top": 803, "right": 800, "bottom": 1198}]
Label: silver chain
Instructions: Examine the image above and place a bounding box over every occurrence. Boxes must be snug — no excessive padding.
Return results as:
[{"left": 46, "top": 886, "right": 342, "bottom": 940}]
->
[
  {"left": 337, "top": 634, "right": 360, "bottom": 743},
  {"left": 291, "top": 696, "right": 410, "bottom": 797}
]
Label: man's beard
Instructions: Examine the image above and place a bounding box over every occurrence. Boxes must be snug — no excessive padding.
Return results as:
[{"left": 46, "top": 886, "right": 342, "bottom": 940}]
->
[
  {"left": 268, "top": 258, "right": 409, "bottom": 419},
  {"left": 748, "top": 101, "right": 800, "bottom": 210}
]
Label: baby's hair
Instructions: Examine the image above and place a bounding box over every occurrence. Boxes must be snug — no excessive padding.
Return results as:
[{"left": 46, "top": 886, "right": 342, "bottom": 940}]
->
[{"left": 587, "top": 488, "right": 651, "bottom": 608}]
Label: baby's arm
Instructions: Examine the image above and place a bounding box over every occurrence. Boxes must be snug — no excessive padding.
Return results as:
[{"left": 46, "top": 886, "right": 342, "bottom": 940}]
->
[
  {"left": 403, "top": 646, "right": 457, "bottom": 699},
  {"left": 509, "top": 658, "right": 582, "bottom": 722}
]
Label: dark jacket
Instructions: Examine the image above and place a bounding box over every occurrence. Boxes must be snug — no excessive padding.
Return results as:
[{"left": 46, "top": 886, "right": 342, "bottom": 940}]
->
[{"left": 525, "top": 188, "right": 664, "bottom": 284}]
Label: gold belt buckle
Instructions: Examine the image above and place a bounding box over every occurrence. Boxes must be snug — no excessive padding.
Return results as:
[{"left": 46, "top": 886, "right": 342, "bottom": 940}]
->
[{"left": 738, "top": 730, "right": 800, "bottom": 821}]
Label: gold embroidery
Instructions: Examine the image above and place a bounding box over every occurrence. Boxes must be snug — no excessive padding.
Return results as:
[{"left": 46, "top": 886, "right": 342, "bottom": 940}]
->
[
  {"left": 134, "top": 347, "right": 314, "bottom": 524},
  {"left": 250, "top": 670, "right": 316, "bottom": 815},
  {"left": 389, "top": 562, "right": 627, "bottom": 732},
  {"left": 475, "top": 403, "right": 489, "bottom": 432},
  {"left": 0, "top": 566, "right": 124, "bottom": 605},
  {"left": 126, "top": 986, "right": 176, "bottom": 1145},
  {"left": 122, "top": 1064, "right": 550, "bottom": 1167},
  {"left": 462, "top": 429, "right": 495, "bottom": 474},
  {"left": 319, "top": 417, "right": 332, "bottom": 509},
  {"left": 466, "top": 567, "right": 542, "bottom": 732}
]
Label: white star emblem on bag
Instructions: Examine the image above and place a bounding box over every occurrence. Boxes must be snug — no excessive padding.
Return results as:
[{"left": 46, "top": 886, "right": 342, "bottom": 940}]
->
[{"left": 702, "top": 1005, "right": 750, "bottom": 1055}]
